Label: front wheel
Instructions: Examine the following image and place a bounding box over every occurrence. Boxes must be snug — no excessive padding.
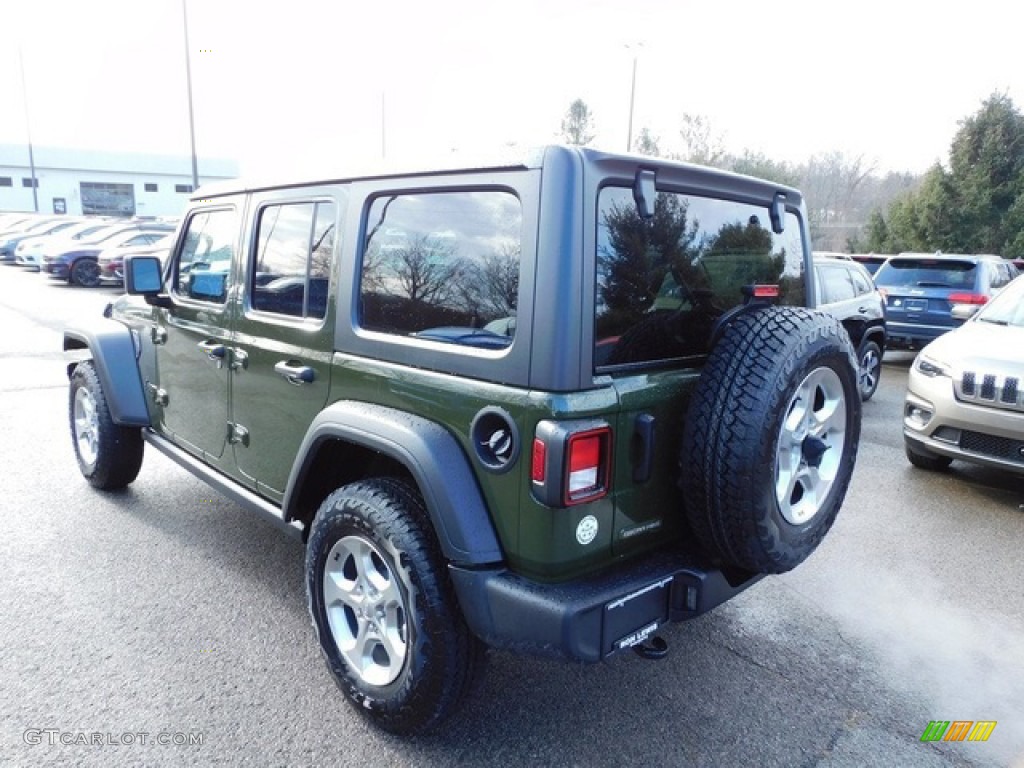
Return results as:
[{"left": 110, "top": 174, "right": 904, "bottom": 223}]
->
[
  {"left": 306, "top": 478, "right": 483, "bottom": 734},
  {"left": 905, "top": 441, "right": 953, "bottom": 471},
  {"left": 69, "top": 361, "right": 144, "bottom": 489},
  {"left": 70, "top": 258, "right": 101, "bottom": 287}
]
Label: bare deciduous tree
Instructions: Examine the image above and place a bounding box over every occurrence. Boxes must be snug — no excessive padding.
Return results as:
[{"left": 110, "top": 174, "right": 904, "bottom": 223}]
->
[
  {"left": 677, "top": 113, "right": 726, "bottom": 166},
  {"left": 390, "top": 236, "right": 464, "bottom": 306},
  {"left": 561, "top": 99, "right": 596, "bottom": 146},
  {"left": 632, "top": 127, "right": 663, "bottom": 157}
]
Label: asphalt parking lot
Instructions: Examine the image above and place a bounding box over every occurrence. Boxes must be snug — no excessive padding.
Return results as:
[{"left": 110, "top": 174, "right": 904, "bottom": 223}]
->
[{"left": 1, "top": 265, "right": 1022, "bottom": 767}]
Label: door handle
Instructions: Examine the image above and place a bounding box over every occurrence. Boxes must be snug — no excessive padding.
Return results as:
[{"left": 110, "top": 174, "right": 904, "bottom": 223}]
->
[
  {"left": 229, "top": 348, "right": 249, "bottom": 371},
  {"left": 197, "top": 340, "right": 227, "bottom": 368},
  {"left": 274, "top": 361, "right": 315, "bottom": 385}
]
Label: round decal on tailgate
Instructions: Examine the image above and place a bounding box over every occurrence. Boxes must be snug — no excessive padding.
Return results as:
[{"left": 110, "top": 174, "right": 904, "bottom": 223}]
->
[{"left": 576, "top": 515, "right": 599, "bottom": 546}]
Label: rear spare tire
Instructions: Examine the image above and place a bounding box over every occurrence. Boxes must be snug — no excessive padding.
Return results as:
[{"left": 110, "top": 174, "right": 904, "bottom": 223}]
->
[{"left": 680, "top": 307, "right": 861, "bottom": 574}]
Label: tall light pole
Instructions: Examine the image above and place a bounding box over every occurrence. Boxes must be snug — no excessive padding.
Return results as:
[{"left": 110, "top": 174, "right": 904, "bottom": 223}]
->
[
  {"left": 625, "top": 43, "right": 642, "bottom": 153},
  {"left": 181, "top": 0, "right": 199, "bottom": 190},
  {"left": 18, "top": 47, "right": 39, "bottom": 212}
]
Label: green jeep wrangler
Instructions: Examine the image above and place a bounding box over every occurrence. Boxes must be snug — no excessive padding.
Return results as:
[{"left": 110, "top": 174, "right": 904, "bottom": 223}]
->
[{"left": 64, "top": 146, "right": 860, "bottom": 734}]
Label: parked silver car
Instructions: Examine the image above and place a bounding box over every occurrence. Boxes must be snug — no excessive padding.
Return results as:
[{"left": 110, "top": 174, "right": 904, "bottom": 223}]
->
[{"left": 904, "top": 273, "right": 1024, "bottom": 474}]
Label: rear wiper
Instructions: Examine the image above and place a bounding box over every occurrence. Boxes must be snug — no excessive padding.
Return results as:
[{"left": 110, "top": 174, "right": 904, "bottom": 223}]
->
[
  {"left": 977, "top": 317, "right": 1008, "bottom": 326},
  {"left": 916, "top": 281, "right": 950, "bottom": 287}
]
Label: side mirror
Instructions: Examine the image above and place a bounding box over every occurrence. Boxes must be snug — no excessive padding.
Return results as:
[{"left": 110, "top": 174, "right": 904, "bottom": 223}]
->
[
  {"left": 125, "top": 255, "right": 163, "bottom": 293},
  {"left": 125, "top": 255, "right": 172, "bottom": 307}
]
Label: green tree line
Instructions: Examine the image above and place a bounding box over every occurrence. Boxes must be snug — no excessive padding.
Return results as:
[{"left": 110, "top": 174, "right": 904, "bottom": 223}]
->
[
  {"left": 559, "top": 93, "right": 1024, "bottom": 257},
  {"left": 862, "top": 93, "right": 1024, "bottom": 257}
]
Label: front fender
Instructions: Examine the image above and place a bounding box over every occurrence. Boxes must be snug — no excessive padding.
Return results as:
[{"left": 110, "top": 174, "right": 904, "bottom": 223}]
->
[
  {"left": 284, "top": 401, "right": 503, "bottom": 566},
  {"left": 64, "top": 317, "right": 150, "bottom": 427}
]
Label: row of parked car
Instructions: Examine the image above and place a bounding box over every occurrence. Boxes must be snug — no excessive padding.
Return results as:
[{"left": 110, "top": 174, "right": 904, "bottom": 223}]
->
[
  {"left": 0, "top": 212, "right": 175, "bottom": 287},
  {"left": 815, "top": 249, "right": 1024, "bottom": 478}
]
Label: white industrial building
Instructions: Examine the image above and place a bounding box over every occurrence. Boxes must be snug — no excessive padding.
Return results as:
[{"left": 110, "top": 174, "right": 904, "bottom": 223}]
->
[{"left": 0, "top": 144, "right": 238, "bottom": 218}]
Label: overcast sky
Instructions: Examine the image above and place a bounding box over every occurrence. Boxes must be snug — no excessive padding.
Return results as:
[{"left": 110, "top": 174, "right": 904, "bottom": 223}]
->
[{"left": 2, "top": 0, "right": 1020, "bottom": 178}]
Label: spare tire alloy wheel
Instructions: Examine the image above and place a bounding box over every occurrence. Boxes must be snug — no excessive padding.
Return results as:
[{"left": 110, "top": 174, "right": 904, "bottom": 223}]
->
[
  {"left": 680, "top": 307, "right": 861, "bottom": 574},
  {"left": 306, "top": 478, "right": 483, "bottom": 735},
  {"left": 776, "top": 366, "right": 847, "bottom": 526}
]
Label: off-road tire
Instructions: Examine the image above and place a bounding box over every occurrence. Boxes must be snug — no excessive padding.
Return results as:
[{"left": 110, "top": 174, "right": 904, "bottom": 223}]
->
[
  {"left": 69, "top": 361, "right": 144, "bottom": 489},
  {"left": 680, "top": 307, "right": 861, "bottom": 574},
  {"left": 905, "top": 441, "right": 953, "bottom": 471},
  {"left": 306, "top": 478, "right": 484, "bottom": 735}
]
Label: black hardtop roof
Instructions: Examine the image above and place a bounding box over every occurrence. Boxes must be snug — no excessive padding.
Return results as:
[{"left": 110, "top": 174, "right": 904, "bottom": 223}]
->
[{"left": 191, "top": 145, "right": 803, "bottom": 205}]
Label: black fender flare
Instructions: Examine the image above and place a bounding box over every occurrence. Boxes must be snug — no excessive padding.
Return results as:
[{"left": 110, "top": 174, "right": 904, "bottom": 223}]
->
[
  {"left": 283, "top": 401, "right": 503, "bottom": 566},
  {"left": 63, "top": 317, "right": 150, "bottom": 427}
]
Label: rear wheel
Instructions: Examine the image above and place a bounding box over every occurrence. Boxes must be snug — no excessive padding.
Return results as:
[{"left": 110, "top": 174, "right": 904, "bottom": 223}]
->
[
  {"left": 680, "top": 307, "right": 861, "bottom": 574},
  {"left": 69, "top": 361, "right": 144, "bottom": 489},
  {"left": 857, "top": 339, "right": 882, "bottom": 401},
  {"left": 306, "top": 478, "right": 483, "bottom": 734}
]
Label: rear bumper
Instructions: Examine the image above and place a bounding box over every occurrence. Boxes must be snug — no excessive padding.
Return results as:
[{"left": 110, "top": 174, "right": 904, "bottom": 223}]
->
[
  {"left": 41, "top": 261, "right": 70, "bottom": 280},
  {"left": 450, "top": 549, "right": 762, "bottom": 662},
  {"left": 886, "top": 319, "right": 959, "bottom": 348}
]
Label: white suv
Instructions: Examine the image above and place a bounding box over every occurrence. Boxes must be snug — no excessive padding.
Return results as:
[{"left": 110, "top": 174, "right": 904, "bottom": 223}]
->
[{"left": 904, "top": 273, "right": 1024, "bottom": 474}]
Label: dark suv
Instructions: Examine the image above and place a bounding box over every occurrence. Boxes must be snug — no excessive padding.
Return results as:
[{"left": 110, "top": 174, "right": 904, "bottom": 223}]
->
[
  {"left": 874, "top": 252, "right": 1019, "bottom": 350},
  {"left": 813, "top": 254, "right": 887, "bottom": 400},
  {"left": 63, "top": 146, "right": 861, "bottom": 734}
]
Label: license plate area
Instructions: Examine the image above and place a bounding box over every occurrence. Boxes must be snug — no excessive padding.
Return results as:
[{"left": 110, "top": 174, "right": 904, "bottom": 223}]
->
[
  {"left": 905, "top": 298, "right": 927, "bottom": 313},
  {"left": 603, "top": 577, "right": 672, "bottom": 655}
]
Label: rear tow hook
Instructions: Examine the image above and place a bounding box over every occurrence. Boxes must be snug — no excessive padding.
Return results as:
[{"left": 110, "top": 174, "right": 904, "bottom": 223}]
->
[{"left": 633, "top": 635, "right": 669, "bottom": 660}]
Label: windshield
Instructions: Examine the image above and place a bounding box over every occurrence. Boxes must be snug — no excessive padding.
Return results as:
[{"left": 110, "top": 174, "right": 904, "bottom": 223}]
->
[
  {"left": 976, "top": 274, "right": 1024, "bottom": 327},
  {"left": 594, "top": 187, "right": 806, "bottom": 369}
]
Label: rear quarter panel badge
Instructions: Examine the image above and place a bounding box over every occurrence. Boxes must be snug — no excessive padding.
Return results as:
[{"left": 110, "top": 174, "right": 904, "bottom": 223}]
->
[{"left": 576, "top": 515, "right": 599, "bottom": 545}]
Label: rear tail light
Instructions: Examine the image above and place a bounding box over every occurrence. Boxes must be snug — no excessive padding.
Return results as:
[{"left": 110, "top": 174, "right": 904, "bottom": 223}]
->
[
  {"left": 741, "top": 284, "right": 780, "bottom": 301},
  {"left": 567, "top": 431, "right": 606, "bottom": 501},
  {"left": 751, "top": 284, "right": 780, "bottom": 299},
  {"left": 532, "top": 421, "right": 612, "bottom": 507},
  {"left": 947, "top": 293, "right": 988, "bottom": 305},
  {"left": 531, "top": 439, "right": 547, "bottom": 484}
]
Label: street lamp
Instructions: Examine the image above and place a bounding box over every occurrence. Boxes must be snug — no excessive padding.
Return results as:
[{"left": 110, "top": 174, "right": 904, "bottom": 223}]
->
[
  {"left": 625, "top": 43, "right": 643, "bottom": 153},
  {"left": 18, "top": 47, "right": 39, "bottom": 212},
  {"left": 181, "top": 0, "right": 199, "bottom": 191}
]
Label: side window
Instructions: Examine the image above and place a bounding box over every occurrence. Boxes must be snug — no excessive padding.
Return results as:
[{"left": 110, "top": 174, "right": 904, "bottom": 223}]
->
[
  {"left": 820, "top": 265, "right": 855, "bottom": 304},
  {"left": 359, "top": 190, "right": 522, "bottom": 350},
  {"left": 175, "top": 209, "right": 237, "bottom": 304},
  {"left": 991, "top": 262, "right": 1010, "bottom": 289},
  {"left": 849, "top": 267, "right": 873, "bottom": 296},
  {"left": 251, "top": 201, "right": 336, "bottom": 320},
  {"left": 124, "top": 233, "right": 157, "bottom": 247}
]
